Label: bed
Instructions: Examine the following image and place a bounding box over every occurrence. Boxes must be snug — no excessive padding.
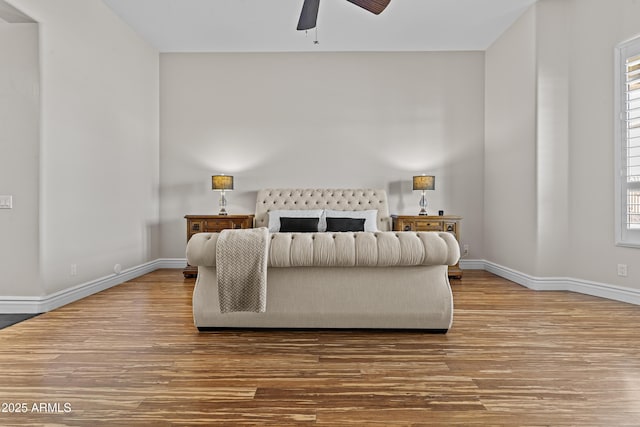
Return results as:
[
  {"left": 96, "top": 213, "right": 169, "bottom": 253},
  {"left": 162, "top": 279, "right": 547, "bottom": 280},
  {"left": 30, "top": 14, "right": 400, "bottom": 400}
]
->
[{"left": 186, "top": 189, "right": 460, "bottom": 331}]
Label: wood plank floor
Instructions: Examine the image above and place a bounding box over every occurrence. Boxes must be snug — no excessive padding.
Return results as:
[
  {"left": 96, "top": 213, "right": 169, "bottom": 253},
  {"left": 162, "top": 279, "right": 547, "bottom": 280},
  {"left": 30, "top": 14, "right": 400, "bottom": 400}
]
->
[{"left": 1, "top": 269, "right": 639, "bottom": 426}]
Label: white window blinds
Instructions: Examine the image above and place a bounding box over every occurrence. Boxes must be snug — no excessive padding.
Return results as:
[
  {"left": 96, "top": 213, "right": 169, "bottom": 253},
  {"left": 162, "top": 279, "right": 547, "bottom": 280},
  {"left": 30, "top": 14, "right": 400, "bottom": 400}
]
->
[{"left": 616, "top": 38, "right": 640, "bottom": 246}]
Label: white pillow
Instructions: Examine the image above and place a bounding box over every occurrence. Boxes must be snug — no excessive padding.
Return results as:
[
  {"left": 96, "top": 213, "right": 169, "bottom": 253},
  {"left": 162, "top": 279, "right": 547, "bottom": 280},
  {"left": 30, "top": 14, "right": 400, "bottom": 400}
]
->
[
  {"left": 267, "top": 209, "right": 324, "bottom": 232},
  {"left": 324, "top": 209, "right": 379, "bottom": 232}
]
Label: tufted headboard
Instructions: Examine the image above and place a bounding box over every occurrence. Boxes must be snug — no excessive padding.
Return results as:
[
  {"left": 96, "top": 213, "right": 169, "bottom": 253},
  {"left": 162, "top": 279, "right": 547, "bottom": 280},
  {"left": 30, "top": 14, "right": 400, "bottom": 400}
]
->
[{"left": 254, "top": 189, "right": 392, "bottom": 231}]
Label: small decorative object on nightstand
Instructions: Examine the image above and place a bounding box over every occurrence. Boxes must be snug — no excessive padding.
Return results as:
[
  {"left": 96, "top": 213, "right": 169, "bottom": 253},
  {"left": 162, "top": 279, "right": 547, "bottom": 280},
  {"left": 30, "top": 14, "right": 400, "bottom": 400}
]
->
[
  {"left": 413, "top": 175, "right": 435, "bottom": 215},
  {"left": 183, "top": 214, "right": 254, "bottom": 278},
  {"left": 212, "top": 174, "right": 234, "bottom": 215},
  {"left": 392, "top": 214, "right": 462, "bottom": 279}
]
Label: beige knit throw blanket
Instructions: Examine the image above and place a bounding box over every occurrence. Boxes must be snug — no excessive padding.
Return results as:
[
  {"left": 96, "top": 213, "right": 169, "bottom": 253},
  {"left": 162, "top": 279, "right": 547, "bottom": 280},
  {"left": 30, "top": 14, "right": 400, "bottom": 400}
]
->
[{"left": 216, "top": 227, "right": 269, "bottom": 313}]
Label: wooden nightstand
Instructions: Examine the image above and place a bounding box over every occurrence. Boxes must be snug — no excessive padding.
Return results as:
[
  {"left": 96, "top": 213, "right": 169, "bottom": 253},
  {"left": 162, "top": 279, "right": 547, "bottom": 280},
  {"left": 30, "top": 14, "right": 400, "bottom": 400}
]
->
[
  {"left": 183, "top": 214, "right": 254, "bottom": 278},
  {"left": 392, "top": 215, "right": 463, "bottom": 279}
]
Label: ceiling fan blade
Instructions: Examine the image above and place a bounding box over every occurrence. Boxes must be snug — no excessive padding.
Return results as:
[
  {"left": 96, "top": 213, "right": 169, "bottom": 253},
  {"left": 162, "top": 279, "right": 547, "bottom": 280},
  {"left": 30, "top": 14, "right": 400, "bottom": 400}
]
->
[
  {"left": 297, "top": 0, "right": 320, "bottom": 30},
  {"left": 345, "top": 0, "right": 391, "bottom": 15}
]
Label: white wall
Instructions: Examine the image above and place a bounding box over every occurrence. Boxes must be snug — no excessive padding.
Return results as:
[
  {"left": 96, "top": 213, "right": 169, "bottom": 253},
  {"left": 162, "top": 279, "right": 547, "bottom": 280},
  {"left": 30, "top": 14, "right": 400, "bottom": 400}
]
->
[
  {"left": 485, "top": 0, "right": 640, "bottom": 290},
  {"left": 484, "top": 7, "right": 538, "bottom": 274},
  {"left": 6, "top": 0, "right": 159, "bottom": 296},
  {"left": 160, "top": 52, "right": 485, "bottom": 259},
  {"left": 566, "top": 0, "right": 640, "bottom": 287},
  {"left": 0, "top": 23, "right": 41, "bottom": 296},
  {"left": 534, "top": 0, "right": 570, "bottom": 276},
  {"left": 484, "top": 1, "right": 571, "bottom": 277}
]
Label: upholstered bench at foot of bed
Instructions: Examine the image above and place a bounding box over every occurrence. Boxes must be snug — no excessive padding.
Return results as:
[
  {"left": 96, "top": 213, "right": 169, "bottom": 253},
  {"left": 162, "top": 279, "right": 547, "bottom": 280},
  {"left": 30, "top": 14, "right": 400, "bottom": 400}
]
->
[
  {"left": 187, "top": 231, "right": 457, "bottom": 331},
  {"left": 192, "top": 265, "right": 453, "bottom": 331}
]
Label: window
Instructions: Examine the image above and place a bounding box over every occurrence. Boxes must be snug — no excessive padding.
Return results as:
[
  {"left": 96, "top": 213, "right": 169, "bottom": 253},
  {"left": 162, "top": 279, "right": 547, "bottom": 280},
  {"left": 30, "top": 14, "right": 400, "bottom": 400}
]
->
[{"left": 615, "top": 36, "right": 640, "bottom": 247}]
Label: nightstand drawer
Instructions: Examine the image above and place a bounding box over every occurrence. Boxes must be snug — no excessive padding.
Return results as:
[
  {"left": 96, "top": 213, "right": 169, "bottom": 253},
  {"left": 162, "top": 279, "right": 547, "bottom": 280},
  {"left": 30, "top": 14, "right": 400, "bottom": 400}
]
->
[
  {"left": 397, "top": 220, "right": 442, "bottom": 232},
  {"left": 204, "top": 219, "right": 237, "bottom": 232},
  {"left": 414, "top": 221, "right": 442, "bottom": 231},
  {"left": 444, "top": 222, "right": 457, "bottom": 233},
  {"left": 189, "top": 221, "right": 204, "bottom": 234}
]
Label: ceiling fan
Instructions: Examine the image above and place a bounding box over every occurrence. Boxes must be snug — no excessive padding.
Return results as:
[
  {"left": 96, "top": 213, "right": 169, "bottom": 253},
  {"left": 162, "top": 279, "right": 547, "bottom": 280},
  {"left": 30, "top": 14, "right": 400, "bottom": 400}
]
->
[{"left": 297, "top": 0, "right": 391, "bottom": 31}]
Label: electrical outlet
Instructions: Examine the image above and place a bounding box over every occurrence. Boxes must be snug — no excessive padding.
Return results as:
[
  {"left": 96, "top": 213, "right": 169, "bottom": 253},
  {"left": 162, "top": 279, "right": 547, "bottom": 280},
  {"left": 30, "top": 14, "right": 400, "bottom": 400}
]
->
[
  {"left": 70, "top": 264, "right": 77, "bottom": 276},
  {"left": 0, "top": 195, "right": 12, "bottom": 209},
  {"left": 617, "top": 264, "right": 628, "bottom": 277},
  {"left": 463, "top": 244, "right": 469, "bottom": 256}
]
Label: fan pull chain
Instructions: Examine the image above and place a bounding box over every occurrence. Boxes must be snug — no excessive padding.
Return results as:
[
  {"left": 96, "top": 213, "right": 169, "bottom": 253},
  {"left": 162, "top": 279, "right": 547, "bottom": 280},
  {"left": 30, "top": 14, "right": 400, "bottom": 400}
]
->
[{"left": 302, "top": 28, "right": 319, "bottom": 46}]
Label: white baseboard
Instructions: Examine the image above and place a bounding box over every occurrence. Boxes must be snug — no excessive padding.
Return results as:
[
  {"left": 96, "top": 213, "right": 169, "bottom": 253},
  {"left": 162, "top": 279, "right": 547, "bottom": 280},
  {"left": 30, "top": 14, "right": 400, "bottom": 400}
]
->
[
  {"left": 460, "top": 259, "right": 640, "bottom": 306},
  {"left": 0, "top": 258, "right": 186, "bottom": 314},
  {"left": 3, "top": 258, "right": 638, "bottom": 314},
  {"left": 156, "top": 258, "right": 188, "bottom": 269},
  {"left": 458, "top": 259, "right": 485, "bottom": 270}
]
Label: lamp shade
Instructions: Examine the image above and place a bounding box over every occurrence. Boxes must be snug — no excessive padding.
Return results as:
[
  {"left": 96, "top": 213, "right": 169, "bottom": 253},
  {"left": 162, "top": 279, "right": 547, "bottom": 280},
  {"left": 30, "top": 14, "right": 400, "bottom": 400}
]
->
[
  {"left": 212, "top": 175, "right": 234, "bottom": 191},
  {"left": 413, "top": 175, "right": 435, "bottom": 191}
]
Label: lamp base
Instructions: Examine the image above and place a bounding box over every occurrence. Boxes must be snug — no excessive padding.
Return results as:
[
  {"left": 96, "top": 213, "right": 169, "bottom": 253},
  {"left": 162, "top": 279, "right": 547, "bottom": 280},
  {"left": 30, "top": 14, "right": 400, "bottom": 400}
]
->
[
  {"left": 418, "top": 191, "right": 428, "bottom": 216},
  {"left": 218, "top": 191, "right": 229, "bottom": 216}
]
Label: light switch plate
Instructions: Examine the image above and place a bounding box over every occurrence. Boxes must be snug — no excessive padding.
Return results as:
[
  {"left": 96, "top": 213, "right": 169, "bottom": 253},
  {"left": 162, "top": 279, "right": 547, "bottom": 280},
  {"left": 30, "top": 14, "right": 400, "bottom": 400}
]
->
[{"left": 0, "top": 195, "right": 13, "bottom": 209}]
